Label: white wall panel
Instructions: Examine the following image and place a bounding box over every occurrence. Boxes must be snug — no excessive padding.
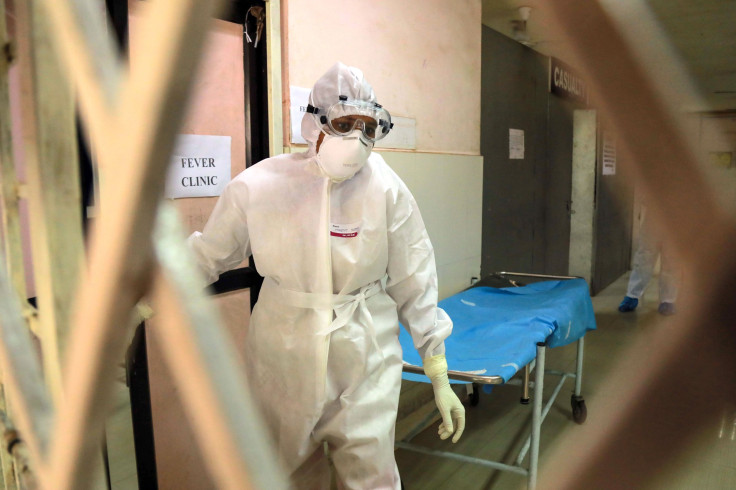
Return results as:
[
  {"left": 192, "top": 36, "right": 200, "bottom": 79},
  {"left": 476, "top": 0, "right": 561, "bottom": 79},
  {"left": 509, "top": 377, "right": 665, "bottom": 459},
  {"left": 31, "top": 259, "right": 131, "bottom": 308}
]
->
[{"left": 381, "top": 151, "right": 483, "bottom": 299}]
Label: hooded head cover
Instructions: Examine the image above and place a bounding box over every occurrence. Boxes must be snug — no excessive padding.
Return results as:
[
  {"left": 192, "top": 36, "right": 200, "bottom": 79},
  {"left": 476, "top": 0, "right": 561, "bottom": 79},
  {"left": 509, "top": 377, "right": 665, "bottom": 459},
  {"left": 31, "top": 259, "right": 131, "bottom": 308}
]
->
[{"left": 301, "top": 62, "right": 376, "bottom": 157}]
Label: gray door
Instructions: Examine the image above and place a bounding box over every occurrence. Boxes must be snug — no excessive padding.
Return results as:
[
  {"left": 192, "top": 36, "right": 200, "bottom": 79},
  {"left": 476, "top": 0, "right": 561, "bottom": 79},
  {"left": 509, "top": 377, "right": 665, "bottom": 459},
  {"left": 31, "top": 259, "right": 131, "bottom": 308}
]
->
[
  {"left": 481, "top": 26, "right": 576, "bottom": 277},
  {"left": 480, "top": 27, "right": 549, "bottom": 276},
  {"left": 544, "top": 96, "right": 576, "bottom": 274},
  {"left": 592, "top": 129, "right": 634, "bottom": 294}
]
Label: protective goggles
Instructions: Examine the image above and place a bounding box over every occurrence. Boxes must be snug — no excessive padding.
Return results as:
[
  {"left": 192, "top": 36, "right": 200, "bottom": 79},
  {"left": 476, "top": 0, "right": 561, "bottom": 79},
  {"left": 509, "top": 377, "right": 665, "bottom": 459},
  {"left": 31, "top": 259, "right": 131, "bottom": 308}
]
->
[{"left": 307, "top": 95, "right": 394, "bottom": 142}]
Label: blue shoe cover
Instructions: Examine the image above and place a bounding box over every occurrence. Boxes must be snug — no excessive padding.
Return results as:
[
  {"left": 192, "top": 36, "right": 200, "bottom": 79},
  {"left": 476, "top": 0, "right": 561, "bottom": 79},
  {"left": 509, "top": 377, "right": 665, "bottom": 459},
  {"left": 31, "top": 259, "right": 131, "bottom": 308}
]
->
[
  {"left": 658, "top": 302, "right": 676, "bottom": 316},
  {"left": 618, "top": 296, "right": 638, "bottom": 312}
]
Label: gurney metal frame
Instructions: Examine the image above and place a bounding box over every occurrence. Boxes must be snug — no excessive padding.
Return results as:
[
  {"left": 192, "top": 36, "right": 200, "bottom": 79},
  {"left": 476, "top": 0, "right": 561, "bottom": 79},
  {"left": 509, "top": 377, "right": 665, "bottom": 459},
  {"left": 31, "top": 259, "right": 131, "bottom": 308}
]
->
[{"left": 398, "top": 272, "right": 588, "bottom": 490}]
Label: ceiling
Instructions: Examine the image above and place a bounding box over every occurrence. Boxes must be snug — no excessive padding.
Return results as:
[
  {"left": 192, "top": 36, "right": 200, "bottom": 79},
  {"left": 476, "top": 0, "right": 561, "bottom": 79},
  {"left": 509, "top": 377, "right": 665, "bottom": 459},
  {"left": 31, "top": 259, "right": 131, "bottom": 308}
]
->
[{"left": 481, "top": 0, "right": 736, "bottom": 112}]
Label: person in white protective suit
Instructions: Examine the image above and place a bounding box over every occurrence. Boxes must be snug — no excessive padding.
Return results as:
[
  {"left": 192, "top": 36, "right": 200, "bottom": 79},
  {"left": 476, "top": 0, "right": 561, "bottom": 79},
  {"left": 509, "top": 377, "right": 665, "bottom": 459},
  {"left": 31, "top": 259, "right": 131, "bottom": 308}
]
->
[
  {"left": 619, "top": 204, "right": 680, "bottom": 315},
  {"left": 187, "top": 62, "right": 465, "bottom": 489}
]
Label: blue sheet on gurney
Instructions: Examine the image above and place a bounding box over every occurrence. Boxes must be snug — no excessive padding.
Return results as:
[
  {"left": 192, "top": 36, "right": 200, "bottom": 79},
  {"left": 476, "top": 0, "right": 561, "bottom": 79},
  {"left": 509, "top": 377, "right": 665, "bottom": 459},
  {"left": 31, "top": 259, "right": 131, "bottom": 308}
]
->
[{"left": 400, "top": 279, "right": 596, "bottom": 384}]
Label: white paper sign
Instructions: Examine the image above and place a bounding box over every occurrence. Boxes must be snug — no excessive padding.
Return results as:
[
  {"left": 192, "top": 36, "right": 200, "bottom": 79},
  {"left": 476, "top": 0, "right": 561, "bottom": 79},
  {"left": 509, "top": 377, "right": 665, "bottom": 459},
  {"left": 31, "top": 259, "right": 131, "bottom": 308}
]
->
[
  {"left": 290, "top": 86, "right": 310, "bottom": 144},
  {"left": 165, "top": 134, "right": 231, "bottom": 199},
  {"left": 510, "top": 128, "right": 525, "bottom": 159},
  {"left": 602, "top": 132, "right": 617, "bottom": 175}
]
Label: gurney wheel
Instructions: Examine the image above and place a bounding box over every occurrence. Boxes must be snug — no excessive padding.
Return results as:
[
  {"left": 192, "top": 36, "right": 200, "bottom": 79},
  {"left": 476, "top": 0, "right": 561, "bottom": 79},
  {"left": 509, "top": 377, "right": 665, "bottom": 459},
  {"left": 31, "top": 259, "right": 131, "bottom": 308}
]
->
[
  {"left": 571, "top": 395, "right": 587, "bottom": 424},
  {"left": 469, "top": 383, "right": 480, "bottom": 406}
]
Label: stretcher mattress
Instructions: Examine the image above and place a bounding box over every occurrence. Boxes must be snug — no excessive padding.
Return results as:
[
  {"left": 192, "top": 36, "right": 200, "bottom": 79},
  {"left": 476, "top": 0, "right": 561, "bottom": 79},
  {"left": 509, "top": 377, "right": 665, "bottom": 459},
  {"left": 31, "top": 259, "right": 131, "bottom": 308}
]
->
[{"left": 400, "top": 278, "right": 596, "bottom": 383}]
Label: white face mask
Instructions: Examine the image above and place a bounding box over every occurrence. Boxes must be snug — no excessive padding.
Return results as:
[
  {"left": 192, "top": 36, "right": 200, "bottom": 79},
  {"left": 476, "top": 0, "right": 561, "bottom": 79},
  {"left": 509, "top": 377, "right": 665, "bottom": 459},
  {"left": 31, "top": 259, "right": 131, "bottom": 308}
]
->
[{"left": 315, "top": 131, "right": 372, "bottom": 182}]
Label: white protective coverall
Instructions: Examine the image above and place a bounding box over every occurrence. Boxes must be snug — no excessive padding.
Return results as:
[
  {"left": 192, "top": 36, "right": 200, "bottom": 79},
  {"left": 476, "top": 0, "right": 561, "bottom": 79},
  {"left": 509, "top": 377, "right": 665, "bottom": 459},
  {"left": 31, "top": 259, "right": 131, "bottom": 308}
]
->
[
  {"left": 626, "top": 206, "right": 680, "bottom": 303},
  {"left": 188, "top": 62, "right": 453, "bottom": 489}
]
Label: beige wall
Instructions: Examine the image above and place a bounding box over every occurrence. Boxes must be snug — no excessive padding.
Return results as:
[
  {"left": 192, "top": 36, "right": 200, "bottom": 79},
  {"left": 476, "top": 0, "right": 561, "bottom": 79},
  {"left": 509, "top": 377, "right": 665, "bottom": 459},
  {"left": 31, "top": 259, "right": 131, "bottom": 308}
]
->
[
  {"left": 696, "top": 115, "right": 736, "bottom": 217},
  {"left": 287, "top": 0, "right": 482, "bottom": 155},
  {"left": 629, "top": 113, "right": 736, "bottom": 266}
]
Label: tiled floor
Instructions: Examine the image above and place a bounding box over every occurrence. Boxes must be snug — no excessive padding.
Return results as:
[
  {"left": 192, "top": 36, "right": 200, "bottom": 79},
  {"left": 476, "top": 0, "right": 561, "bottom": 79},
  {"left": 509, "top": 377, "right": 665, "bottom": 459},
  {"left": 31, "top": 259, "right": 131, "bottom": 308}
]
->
[{"left": 395, "top": 273, "right": 736, "bottom": 489}]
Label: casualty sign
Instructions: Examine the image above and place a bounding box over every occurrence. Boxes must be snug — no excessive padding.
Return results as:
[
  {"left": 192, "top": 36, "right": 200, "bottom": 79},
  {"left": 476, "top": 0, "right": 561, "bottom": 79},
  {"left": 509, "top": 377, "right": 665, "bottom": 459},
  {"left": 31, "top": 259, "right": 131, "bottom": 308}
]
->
[
  {"left": 550, "top": 57, "right": 588, "bottom": 105},
  {"left": 165, "top": 134, "right": 231, "bottom": 199}
]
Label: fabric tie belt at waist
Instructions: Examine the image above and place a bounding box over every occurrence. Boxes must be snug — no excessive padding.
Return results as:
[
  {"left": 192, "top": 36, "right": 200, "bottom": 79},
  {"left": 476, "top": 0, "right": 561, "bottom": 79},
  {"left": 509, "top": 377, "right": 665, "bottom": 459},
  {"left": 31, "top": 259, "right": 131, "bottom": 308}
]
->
[{"left": 266, "top": 278, "right": 385, "bottom": 368}]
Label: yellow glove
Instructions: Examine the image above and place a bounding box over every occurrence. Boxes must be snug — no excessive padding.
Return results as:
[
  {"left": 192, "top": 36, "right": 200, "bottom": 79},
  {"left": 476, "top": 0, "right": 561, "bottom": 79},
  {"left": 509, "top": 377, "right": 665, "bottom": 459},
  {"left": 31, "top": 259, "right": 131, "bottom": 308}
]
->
[
  {"left": 423, "top": 354, "right": 466, "bottom": 443},
  {"left": 133, "top": 301, "right": 155, "bottom": 324}
]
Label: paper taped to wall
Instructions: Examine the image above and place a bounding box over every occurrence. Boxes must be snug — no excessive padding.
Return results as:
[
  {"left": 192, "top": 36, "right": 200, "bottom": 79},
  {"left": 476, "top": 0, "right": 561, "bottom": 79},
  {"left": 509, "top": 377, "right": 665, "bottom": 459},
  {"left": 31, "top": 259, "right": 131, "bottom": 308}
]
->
[{"left": 509, "top": 128, "right": 524, "bottom": 159}]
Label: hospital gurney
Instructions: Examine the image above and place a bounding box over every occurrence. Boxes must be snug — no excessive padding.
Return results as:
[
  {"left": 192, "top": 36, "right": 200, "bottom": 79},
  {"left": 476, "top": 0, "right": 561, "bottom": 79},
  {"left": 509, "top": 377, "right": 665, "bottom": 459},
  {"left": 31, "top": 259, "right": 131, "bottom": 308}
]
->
[{"left": 398, "top": 272, "right": 597, "bottom": 489}]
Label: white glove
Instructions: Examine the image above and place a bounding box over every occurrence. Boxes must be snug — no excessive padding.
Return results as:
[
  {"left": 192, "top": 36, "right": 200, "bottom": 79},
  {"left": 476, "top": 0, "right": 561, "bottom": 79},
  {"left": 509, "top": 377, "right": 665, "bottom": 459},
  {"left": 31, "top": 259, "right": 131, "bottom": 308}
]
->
[{"left": 423, "top": 354, "right": 466, "bottom": 443}]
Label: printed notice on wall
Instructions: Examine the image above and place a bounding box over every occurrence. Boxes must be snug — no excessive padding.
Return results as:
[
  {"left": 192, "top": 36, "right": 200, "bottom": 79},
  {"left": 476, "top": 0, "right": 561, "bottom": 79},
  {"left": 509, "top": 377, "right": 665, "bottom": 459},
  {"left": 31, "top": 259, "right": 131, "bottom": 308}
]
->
[
  {"left": 602, "top": 132, "right": 617, "bottom": 175},
  {"left": 290, "top": 86, "right": 310, "bottom": 144},
  {"left": 165, "top": 134, "right": 231, "bottom": 199},
  {"left": 509, "top": 128, "right": 524, "bottom": 159}
]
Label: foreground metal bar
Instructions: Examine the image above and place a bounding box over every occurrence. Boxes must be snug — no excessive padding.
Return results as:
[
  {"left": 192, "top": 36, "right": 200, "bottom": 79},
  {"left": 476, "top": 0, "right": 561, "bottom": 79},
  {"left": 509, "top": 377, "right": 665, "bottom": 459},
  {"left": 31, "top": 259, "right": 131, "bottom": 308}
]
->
[
  {"left": 0, "top": 5, "right": 23, "bottom": 486},
  {"left": 0, "top": 410, "right": 34, "bottom": 489},
  {"left": 38, "top": 0, "right": 121, "bottom": 165},
  {"left": 0, "top": 388, "right": 19, "bottom": 489},
  {"left": 535, "top": 1, "right": 736, "bottom": 488},
  {"left": 0, "top": 0, "right": 27, "bottom": 304},
  {"left": 47, "top": 0, "right": 228, "bottom": 488},
  {"left": 15, "top": 0, "right": 84, "bottom": 406},
  {"left": 151, "top": 203, "right": 287, "bottom": 490},
  {"left": 0, "top": 264, "right": 53, "bottom": 471}
]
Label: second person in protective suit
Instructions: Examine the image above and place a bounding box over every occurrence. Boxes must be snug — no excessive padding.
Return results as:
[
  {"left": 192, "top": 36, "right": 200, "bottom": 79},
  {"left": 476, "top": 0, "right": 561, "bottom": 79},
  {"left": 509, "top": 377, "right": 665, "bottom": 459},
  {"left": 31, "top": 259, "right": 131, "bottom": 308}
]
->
[{"left": 188, "top": 62, "right": 465, "bottom": 489}]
